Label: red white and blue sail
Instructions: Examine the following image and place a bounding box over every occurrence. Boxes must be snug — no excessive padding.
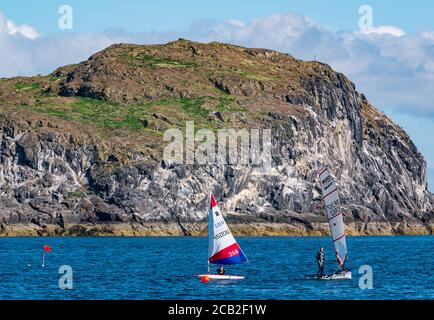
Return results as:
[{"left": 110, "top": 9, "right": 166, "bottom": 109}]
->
[
  {"left": 208, "top": 194, "right": 248, "bottom": 265},
  {"left": 318, "top": 167, "right": 348, "bottom": 269}
]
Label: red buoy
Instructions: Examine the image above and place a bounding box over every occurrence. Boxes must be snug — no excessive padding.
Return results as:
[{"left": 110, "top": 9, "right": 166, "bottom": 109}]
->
[{"left": 201, "top": 276, "right": 210, "bottom": 283}]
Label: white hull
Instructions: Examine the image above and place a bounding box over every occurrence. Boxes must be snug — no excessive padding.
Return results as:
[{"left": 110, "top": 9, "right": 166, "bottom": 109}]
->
[
  {"left": 194, "top": 274, "right": 245, "bottom": 280},
  {"left": 321, "top": 271, "right": 352, "bottom": 280}
]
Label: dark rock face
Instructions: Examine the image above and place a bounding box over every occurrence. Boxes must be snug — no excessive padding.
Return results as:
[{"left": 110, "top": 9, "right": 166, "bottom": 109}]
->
[{"left": 0, "top": 40, "right": 432, "bottom": 234}]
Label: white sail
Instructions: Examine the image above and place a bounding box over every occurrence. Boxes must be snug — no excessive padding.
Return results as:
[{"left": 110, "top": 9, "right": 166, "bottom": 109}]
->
[
  {"left": 318, "top": 167, "right": 348, "bottom": 269},
  {"left": 208, "top": 194, "right": 247, "bottom": 265}
]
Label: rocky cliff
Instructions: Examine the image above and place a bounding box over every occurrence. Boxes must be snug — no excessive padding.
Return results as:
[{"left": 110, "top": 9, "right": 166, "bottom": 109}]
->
[{"left": 0, "top": 39, "right": 432, "bottom": 236}]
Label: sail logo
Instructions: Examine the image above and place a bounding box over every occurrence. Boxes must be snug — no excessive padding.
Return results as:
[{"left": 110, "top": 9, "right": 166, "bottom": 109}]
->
[
  {"left": 214, "top": 220, "right": 225, "bottom": 229},
  {"left": 321, "top": 176, "right": 332, "bottom": 184},
  {"left": 322, "top": 179, "right": 333, "bottom": 191},
  {"left": 214, "top": 229, "right": 231, "bottom": 240},
  {"left": 326, "top": 201, "right": 341, "bottom": 216},
  {"left": 163, "top": 121, "right": 272, "bottom": 174}
]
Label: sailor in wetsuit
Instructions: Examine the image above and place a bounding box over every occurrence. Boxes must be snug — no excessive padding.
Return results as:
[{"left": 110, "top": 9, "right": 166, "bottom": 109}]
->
[
  {"left": 217, "top": 265, "right": 225, "bottom": 275},
  {"left": 316, "top": 247, "right": 324, "bottom": 277}
]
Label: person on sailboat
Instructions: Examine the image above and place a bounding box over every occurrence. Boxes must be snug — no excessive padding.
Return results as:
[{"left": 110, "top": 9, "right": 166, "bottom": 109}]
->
[
  {"left": 316, "top": 247, "right": 324, "bottom": 277},
  {"left": 217, "top": 265, "right": 225, "bottom": 275}
]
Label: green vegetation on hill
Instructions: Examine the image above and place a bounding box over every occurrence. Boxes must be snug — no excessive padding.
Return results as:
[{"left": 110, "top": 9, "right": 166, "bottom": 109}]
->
[
  {"left": 139, "top": 55, "right": 200, "bottom": 69},
  {"left": 29, "top": 95, "right": 246, "bottom": 133},
  {"left": 15, "top": 82, "right": 41, "bottom": 91}
]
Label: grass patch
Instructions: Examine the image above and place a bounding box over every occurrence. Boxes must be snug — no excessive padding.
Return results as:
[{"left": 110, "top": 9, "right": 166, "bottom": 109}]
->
[
  {"left": 179, "top": 97, "right": 208, "bottom": 116},
  {"left": 136, "top": 55, "right": 199, "bottom": 69},
  {"left": 49, "top": 74, "right": 61, "bottom": 81},
  {"left": 216, "top": 96, "right": 246, "bottom": 112},
  {"left": 33, "top": 97, "right": 148, "bottom": 131},
  {"left": 30, "top": 95, "right": 245, "bottom": 132},
  {"left": 145, "top": 96, "right": 244, "bottom": 117},
  {"left": 15, "top": 82, "right": 41, "bottom": 91},
  {"left": 68, "top": 97, "right": 147, "bottom": 130}
]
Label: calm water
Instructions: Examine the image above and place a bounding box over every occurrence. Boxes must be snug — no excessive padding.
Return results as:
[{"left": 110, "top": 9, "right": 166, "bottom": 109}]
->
[{"left": 0, "top": 236, "right": 433, "bottom": 300}]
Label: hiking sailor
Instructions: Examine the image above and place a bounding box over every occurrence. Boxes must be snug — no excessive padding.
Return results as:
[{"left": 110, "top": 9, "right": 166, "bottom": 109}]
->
[{"left": 217, "top": 265, "right": 225, "bottom": 275}]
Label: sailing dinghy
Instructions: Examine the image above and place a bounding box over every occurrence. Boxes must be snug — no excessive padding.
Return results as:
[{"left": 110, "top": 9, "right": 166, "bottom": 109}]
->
[
  {"left": 194, "top": 193, "right": 248, "bottom": 281},
  {"left": 317, "top": 167, "right": 352, "bottom": 280}
]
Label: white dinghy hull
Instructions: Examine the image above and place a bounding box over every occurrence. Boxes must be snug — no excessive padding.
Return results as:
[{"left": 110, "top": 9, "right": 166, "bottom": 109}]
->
[
  {"left": 321, "top": 271, "right": 352, "bottom": 280},
  {"left": 194, "top": 274, "right": 245, "bottom": 280}
]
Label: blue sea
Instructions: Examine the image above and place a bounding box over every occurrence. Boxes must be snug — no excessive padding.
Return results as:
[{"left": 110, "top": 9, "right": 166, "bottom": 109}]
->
[{"left": 0, "top": 236, "right": 433, "bottom": 300}]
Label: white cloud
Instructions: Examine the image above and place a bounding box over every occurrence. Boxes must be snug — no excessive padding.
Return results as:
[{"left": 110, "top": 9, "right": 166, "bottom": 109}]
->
[
  {"left": 0, "top": 13, "right": 39, "bottom": 39},
  {"left": 421, "top": 31, "right": 434, "bottom": 41},
  {"left": 360, "top": 25, "right": 406, "bottom": 37},
  {"left": 226, "top": 19, "right": 245, "bottom": 28},
  {"left": 5, "top": 19, "right": 39, "bottom": 39}
]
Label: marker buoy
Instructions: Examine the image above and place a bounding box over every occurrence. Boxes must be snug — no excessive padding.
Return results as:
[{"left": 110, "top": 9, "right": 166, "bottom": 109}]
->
[{"left": 201, "top": 276, "right": 209, "bottom": 283}]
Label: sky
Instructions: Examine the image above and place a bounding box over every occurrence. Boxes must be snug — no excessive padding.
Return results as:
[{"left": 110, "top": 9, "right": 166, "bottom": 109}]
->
[{"left": 0, "top": 1, "right": 433, "bottom": 191}]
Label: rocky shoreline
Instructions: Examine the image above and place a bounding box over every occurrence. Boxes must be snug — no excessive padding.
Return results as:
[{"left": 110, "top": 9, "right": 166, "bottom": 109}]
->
[{"left": 1, "top": 221, "right": 433, "bottom": 237}]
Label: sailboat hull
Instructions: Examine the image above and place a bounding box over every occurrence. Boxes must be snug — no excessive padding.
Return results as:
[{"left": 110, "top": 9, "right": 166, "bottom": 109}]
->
[
  {"left": 320, "top": 271, "right": 352, "bottom": 280},
  {"left": 194, "top": 274, "right": 245, "bottom": 280}
]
